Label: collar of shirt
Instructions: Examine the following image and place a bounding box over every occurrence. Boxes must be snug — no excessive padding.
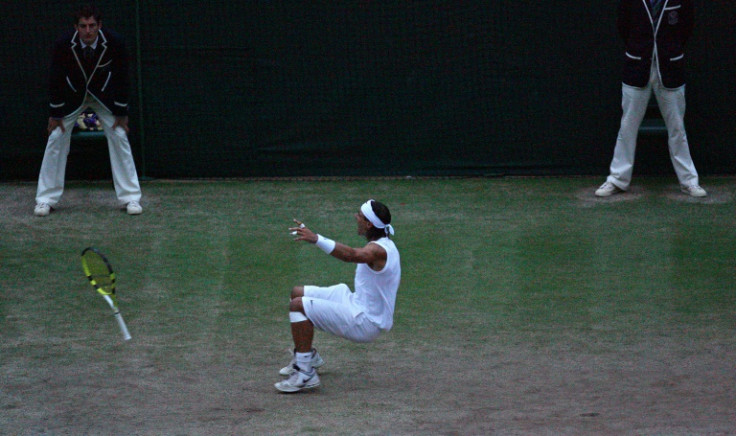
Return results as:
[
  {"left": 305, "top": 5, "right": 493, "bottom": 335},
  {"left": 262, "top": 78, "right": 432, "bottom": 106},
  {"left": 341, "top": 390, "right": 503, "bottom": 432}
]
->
[{"left": 80, "top": 38, "right": 99, "bottom": 50}]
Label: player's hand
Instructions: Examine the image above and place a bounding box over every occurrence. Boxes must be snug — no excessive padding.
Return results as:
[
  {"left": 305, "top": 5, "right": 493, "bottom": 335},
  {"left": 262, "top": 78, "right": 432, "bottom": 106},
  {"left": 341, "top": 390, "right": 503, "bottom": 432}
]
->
[
  {"left": 290, "top": 219, "right": 317, "bottom": 243},
  {"left": 47, "top": 118, "right": 65, "bottom": 136},
  {"left": 113, "top": 116, "right": 129, "bottom": 134}
]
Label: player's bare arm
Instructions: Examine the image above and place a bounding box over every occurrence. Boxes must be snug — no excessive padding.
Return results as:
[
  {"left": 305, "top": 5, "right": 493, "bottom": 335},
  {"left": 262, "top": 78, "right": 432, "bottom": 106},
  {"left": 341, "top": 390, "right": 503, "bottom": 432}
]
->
[
  {"left": 331, "top": 242, "right": 387, "bottom": 271},
  {"left": 289, "top": 219, "right": 387, "bottom": 271}
]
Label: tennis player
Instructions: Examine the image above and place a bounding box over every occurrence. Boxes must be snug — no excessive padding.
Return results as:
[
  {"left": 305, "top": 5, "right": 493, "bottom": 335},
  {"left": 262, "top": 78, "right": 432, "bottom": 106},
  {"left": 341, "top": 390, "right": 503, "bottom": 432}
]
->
[{"left": 276, "top": 199, "right": 401, "bottom": 393}]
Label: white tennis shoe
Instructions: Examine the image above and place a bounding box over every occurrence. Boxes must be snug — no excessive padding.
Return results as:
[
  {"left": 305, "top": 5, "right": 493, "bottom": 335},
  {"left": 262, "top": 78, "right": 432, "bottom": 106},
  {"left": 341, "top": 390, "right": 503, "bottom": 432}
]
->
[
  {"left": 126, "top": 201, "right": 143, "bottom": 215},
  {"left": 34, "top": 203, "right": 51, "bottom": 217},
  {"left": 595, "top": 181, "right": 623, "bottom": 197},
  {"left": 681, "top": 185, "right": 707, "bottom": 198},
  {"left": 279, "top": 349, "right": 324, "bottom": 376},
  {"left": 275, "top": 366, "right": 320, "bottom": 393}
]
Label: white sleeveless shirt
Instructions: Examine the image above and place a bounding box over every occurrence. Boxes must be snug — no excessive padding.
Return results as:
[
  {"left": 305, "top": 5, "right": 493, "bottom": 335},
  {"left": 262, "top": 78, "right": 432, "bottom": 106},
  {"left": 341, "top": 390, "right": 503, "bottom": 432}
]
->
[{"left": 352, "top": 237, "right": 401, "bottom": 331}]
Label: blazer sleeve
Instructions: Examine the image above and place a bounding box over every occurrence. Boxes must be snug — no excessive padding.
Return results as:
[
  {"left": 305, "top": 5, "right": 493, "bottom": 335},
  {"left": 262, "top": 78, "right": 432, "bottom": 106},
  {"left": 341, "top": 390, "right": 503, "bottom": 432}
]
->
[
  {"left": 109, "top": 33, "right": 131, "bottom": 117},
  {"left": 48, "top": 38, "right": 69, "bottom": 119}
]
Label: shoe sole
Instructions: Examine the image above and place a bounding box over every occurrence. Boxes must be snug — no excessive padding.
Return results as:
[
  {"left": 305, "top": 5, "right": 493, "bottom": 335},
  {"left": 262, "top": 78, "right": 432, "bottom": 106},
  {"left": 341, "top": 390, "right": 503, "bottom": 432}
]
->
[
  {"left": 595, "top": 191, "right": 618, "bottom": 197},
  {"left": 274, "top": 379, "right": 320, "bottom": 393},
  {"left": 681, "top": 189, "right": 706, "bottom": 198}
]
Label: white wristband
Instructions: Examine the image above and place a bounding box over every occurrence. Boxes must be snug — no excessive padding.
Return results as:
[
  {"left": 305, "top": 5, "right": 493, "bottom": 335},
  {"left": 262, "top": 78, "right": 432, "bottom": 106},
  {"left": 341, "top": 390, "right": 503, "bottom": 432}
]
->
[{"left": 315, "top": 234, "right": 336, "bottom": 254}]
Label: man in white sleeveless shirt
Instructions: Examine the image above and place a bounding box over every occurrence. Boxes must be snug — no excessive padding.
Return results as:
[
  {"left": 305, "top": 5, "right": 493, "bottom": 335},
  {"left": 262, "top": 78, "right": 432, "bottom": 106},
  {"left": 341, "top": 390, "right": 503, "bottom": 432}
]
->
[{"left": 276, "top": 200, "right": 401, "bottom": 393}]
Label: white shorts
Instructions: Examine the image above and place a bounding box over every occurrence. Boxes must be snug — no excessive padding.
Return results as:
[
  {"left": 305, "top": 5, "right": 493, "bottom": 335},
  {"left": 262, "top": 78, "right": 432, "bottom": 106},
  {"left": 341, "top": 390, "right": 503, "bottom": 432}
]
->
[{"left": 302, "top": 284, "right": 381, "bottom": 343}]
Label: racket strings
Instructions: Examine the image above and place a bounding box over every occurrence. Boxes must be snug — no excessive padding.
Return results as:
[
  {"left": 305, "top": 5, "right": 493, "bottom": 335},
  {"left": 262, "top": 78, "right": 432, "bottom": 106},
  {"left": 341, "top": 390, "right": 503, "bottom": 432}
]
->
[{"left": 82, "top": 252, "right": 115, "bottom": 294}]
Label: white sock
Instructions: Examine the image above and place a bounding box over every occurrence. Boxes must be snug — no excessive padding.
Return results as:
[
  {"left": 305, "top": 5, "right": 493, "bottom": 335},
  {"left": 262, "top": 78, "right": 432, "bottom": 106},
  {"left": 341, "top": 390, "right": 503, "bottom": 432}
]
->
[{"left": 295, "top": 351, "right": 312, "bottom": 372}]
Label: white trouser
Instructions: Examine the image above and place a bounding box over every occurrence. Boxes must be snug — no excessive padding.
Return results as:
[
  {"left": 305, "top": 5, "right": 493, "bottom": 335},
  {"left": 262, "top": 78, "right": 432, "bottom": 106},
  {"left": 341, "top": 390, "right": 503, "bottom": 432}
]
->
[
  {"left": 36, "top": 96, "right": 142, "bottom": 206},
  {"left": 302, "top": 284, "right": 381, "bottom": 343},
  {"left": 606, "top": 64, "right": 699, "bottom": 190}
]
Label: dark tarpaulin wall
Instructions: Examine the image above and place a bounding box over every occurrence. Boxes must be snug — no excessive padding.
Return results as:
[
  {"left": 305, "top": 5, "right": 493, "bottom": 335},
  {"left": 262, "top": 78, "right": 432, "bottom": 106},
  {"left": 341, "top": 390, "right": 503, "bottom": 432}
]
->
[{"left": 0, "top": 1, "right": 733, "bottom": 180}]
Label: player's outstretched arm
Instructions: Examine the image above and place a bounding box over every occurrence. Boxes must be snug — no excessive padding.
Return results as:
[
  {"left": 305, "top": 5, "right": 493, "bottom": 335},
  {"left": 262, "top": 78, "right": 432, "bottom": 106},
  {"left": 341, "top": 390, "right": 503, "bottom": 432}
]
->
[
  {"left": 289, "top": 219, "right": 387, "bottom": 269},
  {"left": 329, "top": 241, "right": 386, "bottom": 267}
]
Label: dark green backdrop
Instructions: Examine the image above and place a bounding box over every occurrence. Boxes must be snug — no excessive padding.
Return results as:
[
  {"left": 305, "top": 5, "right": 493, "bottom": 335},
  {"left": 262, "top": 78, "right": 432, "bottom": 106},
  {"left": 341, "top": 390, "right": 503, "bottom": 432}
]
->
[{"left": 1, "top": 1, "right": 733, "bottom": 180}]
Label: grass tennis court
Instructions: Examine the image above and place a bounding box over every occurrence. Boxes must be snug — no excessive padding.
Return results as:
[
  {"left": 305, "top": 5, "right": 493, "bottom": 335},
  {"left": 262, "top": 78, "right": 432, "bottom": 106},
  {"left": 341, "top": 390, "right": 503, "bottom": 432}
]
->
[{"left": 1, "top": 177, "right": 735, "bottom": 434}]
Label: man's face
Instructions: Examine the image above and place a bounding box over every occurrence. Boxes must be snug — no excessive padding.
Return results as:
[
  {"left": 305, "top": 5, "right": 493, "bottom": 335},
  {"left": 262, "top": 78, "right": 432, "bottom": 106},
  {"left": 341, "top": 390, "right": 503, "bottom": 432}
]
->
[
  {"left": 75, "top": 16, "right": 100, "bottom": 45},
  {"left": 355, "top": 211, "right": 371, "bottom": 236}
]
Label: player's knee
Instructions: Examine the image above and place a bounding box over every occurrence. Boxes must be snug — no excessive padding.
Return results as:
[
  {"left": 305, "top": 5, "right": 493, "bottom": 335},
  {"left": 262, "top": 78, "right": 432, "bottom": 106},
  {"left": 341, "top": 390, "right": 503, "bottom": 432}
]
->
[
  {"left": 291, "top": 286, "right": 304, "bottom": 299},
  {"left": 289, "top": 297, "right": 304, "bottom": 313}
]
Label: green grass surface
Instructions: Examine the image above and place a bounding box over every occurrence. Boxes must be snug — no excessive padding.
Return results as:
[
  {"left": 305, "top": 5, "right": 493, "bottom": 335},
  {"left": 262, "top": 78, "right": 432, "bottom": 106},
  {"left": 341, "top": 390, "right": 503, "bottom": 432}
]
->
[{"left": 1, "top": 177, "right": 735, "bottom": 434}]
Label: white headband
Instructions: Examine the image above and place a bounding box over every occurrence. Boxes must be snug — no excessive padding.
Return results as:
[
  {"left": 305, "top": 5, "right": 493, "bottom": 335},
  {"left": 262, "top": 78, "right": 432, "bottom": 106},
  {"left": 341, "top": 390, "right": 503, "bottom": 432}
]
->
[{"left": 361, "top": 200, "right": 394, "bottom": 236}]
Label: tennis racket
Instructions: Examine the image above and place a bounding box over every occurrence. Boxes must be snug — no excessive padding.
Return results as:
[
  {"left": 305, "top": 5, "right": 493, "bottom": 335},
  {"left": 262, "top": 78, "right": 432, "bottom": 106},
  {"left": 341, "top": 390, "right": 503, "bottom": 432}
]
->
[{"left": 81, "top": 247, "right": 132, "bottom": 341}]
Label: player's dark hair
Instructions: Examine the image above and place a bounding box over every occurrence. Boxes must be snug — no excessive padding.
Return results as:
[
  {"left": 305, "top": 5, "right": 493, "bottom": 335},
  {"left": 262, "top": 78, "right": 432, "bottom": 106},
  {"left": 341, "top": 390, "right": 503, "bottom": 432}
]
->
[
  {"left": 74, "top": 4, "right": 102, "bottom": 24},
  {"left": 365, "top": 200, "right": 392, "bottom": 240}
]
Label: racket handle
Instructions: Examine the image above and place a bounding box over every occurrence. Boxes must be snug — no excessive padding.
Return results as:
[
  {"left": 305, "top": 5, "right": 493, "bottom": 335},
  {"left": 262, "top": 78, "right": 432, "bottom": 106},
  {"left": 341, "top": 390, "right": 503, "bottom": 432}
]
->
[{"left": 114, "top": 312, "right": 132, "bottom": 341}]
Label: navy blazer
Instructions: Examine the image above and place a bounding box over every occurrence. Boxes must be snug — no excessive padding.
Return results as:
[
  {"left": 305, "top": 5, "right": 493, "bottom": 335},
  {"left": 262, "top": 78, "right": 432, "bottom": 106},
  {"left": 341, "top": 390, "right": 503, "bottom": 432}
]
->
[
  {"left": 48, "top": 29, "right": 130, "bottom": 118},
  {"left": 617, "top": 0, "right": 693, "bottom": 89}
]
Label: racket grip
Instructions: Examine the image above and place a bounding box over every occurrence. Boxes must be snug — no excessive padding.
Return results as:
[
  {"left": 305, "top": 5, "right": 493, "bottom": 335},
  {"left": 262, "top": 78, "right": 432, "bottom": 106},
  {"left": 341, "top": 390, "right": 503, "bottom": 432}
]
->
[{"left": 115, "top": 312, "right": 132, "bottom": 341}]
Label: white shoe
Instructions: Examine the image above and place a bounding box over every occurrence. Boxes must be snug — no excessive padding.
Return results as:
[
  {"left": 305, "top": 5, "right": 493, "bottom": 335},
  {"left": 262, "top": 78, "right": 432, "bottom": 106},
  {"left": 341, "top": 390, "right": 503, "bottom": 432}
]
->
[
  {"left": 681, "top": 185, "right": 707, "bottom": 198},
  {"left": 279, "top": 349, "right": 324, "bottom": 376},
  {"left": 126, "top": 201, "right": 143, "bottom": 215},
  {"left": 275, "top": 366, "right": 320, "bottom": 393},
  {"left": 34, "top": 203, "right": 51, "bottom": 217},
  {"left": 595, "top": 181, "right": 623, "bottom": 197}
]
